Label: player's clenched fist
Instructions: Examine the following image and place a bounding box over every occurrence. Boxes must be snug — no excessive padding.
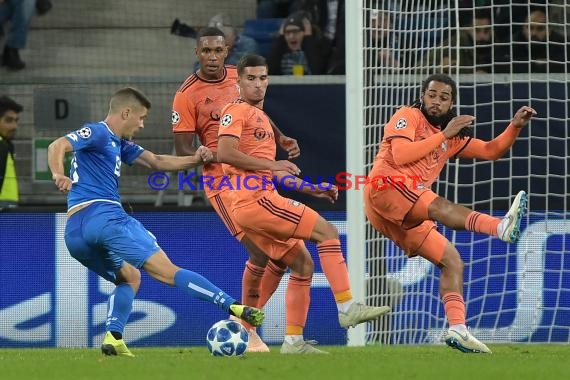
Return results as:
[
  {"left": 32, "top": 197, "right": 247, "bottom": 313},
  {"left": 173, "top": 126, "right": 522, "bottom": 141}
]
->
[
  {"left": 195, "top": 145, "right": 214, "bottom": 163},
  {"left": 52, "top": 173, "right": 72, "bottom": 193},
  {"left": 511, "top": 106, "right": 536, "bottom": 128}
]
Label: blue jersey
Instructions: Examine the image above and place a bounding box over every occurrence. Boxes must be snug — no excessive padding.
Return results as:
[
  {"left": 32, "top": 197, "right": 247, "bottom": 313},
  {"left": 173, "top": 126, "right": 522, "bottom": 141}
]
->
[{"left": 64, "top": 121, "right": 144, "bottom": 210}]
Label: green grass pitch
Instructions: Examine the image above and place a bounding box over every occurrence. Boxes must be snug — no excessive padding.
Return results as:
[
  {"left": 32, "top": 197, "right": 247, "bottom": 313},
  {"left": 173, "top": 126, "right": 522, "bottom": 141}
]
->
[{"left": 0, "top": 345, "right": 568, "bottom": 380}]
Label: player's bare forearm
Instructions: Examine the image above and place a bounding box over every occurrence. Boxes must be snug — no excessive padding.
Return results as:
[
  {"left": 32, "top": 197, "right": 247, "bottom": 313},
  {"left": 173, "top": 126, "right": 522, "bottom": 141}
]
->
[
  {"left": 47, "top": 137, "right": 72, "bottom": 177},
  {"left": 152, "top": 154, "right": 202, "bottom": 170},
  {"left": 48, "top": 137, "right": 74, "bottom": 193},
  {"left": 136, "top": 148, "right": 212, "bottom": 171}
]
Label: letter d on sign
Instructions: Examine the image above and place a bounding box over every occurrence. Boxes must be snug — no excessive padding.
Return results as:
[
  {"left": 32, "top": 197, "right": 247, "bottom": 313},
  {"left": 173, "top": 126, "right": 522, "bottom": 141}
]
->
[{"left": 55, "top": 99, "right": 69, "bottom": 120}]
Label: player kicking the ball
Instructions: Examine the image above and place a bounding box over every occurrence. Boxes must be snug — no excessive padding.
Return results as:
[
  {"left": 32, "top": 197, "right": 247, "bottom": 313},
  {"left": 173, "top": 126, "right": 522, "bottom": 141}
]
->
[{"left": 48, "top": 87, "right": 264, "bottom": 357}]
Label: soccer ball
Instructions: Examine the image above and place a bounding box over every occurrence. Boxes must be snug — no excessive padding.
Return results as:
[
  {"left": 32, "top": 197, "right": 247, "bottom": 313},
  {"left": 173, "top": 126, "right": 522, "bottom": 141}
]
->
[{"left": 206, "top": 319, "right": 249, "bottom": 357}]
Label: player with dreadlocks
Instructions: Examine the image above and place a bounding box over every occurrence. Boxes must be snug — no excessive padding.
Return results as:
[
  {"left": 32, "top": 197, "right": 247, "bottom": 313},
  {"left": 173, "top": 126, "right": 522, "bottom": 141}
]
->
[{"left": 364, "top": 73, "right": 535, "bottom": 354}]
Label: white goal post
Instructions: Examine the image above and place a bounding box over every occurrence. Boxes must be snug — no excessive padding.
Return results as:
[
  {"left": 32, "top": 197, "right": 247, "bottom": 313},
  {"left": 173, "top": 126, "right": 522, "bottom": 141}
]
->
[{"left": 347, "top": 0, "right": 570, "bottom": 346}]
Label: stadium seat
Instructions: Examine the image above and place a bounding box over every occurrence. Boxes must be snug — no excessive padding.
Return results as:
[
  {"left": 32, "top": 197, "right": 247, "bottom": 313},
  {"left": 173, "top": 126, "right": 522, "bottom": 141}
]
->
[{"left": 242, "top": 18, "right": 284, "bottom": 57}]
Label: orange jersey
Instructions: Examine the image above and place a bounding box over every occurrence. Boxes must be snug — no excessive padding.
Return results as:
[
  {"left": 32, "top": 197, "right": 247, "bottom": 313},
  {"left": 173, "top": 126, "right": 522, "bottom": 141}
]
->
[
  {"left": 369, "top": 106, "right": 469, "bottom": 189},
  {"left": 218, "top": 100, "right": 276, "bottom": 208},
  {"left": 171, "top": 66, "right": 239, "bottom": 196}
]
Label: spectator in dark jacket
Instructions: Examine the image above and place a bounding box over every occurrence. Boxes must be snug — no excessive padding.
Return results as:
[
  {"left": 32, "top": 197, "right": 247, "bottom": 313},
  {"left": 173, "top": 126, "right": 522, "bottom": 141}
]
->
[
  {"left": 512, "top": 6, "right": 567, "bottom": 73},
  {"left": 267, "top": 11, "right": 330, "bottom": 75},
  {"left": 0, "top": 95, "right": 22, "bottom": 208}
]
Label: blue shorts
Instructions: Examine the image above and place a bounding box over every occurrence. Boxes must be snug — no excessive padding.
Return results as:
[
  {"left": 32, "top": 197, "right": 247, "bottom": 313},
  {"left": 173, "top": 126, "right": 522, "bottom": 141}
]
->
[{"left": 64, "top": 202, "right": 161, "bottom": 282}]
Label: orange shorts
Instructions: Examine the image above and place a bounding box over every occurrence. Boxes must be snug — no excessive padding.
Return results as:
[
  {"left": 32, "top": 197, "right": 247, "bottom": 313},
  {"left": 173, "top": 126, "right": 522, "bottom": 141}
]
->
[
  {"left": 209, "top": 190, "right": 244, "bottom": 241},
  {"left": 365, "top": 177, "right": 438, "bottom": 229},
  {"left": 232, "top": 191, "right": 318, "bottom": 262},
  {"left": 364, "top": 180, "right": 440, "bottom": 258}
]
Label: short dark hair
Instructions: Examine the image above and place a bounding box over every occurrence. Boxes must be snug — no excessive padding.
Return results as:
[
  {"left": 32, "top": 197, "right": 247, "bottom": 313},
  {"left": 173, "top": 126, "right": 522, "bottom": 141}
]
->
[
  {"left": 529, "top": 5, "right": 547, "bottom": 16},
  {"left": 0, "top": 96, "right": 23, "bottom": 118},
  {"left": 474, "top": 9, "right": 492, "bottom": 23},
  {"left": 237, "top": 54, "right": 268, "bottom": 75},
  {"left": 421, "top": 74, "right": 457, "bottom": 102},
  {"left": 198, "top": 26, "right": 225, "bottom": 40},
  {"left": 110, "top": 87, "right": 151, "bottom": 112}
]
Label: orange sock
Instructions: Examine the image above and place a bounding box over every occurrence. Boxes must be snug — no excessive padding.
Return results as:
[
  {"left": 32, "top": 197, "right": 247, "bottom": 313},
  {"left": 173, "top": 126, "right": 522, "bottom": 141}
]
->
[
  {"left": 285, "top": 274, "right": 311, "bottom": 336},
  {"left": 465, "top": 211, "right": 500, "bottom": 236},
  {"left": 258, "top": 260, "right": 286, "bottom": 308},
  {"left": 240, "top": 261, "right": 265, "bottom": 330},
  {"left": 442, "top": 292, "right": 465, "bottom": 325},
  {"left": 242, "top": 261, "right": 264, "bottom": 307},
  {"left": 317, "top": 239, "right": 352, "bottom": 303}
]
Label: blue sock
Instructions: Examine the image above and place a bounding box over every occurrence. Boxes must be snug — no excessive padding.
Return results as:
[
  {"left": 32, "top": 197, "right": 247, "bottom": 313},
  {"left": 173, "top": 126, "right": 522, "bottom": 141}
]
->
[
  {"left": 174, "top": 269, "right": 236, "bottom": 313},
  {"left": 106, "top": 284, "right": 135, "bottom": 335}
]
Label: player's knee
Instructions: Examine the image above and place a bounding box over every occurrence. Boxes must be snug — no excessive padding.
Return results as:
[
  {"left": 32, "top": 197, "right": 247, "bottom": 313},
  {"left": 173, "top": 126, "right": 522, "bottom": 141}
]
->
[
  {"left": 300, "top": 255, "right": 314, "bottom": 276},
  {"left": 242, "top": 238, "right": 269, "bottom": 267},
  {"left": 320, "top": 221, "right": 339, "bottom": 240},
  {"left": 290, "top": 250, "right": 314, "bottom": 277},
  {"left": 116, "top": 265, "right": 141, "bottom": 290},
  {"left": 428, "top": 197, "right": 452, "bottom": 220},
  {"left": 310, "top": 217, "right": 339, "bottom": 243},
  {"left": 248, "top": 254, "right": 268, "bottom": 267},
  {"left": 441, "top": 252, "right": 464, "bottom": 274}
]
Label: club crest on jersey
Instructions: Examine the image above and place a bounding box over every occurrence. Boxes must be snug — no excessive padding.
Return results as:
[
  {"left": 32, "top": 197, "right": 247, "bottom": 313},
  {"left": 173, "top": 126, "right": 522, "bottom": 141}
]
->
[
  {"left": 221, "top": 114, "right": 232, "bottom": 127},
  {"left": 289, "top": 200, "right": 301, "bottom": 207},
  {"left": 254, "top": 128, "right": 266, "bottom": 140},
  {"left": 77, "top": 127, "right": 92, "bottom": 138},
  {"left": 395, "top": 118, "right": 407, "bottom": 130},
  {"left": 171, "top": 110, "right": 180, "bottom": 125}
]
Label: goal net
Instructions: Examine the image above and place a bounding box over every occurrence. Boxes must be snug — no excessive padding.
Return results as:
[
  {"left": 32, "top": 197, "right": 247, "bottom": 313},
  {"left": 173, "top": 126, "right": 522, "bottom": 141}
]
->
[{"left": 346, "top": 0, "right": 569, "bottom": 345}]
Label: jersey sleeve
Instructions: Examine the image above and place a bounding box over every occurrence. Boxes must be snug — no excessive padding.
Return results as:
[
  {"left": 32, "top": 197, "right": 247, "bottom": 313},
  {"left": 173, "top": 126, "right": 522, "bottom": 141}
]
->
[
  {"left": 120, "top": 140, "right": 145, "bottom": 165},
  {"left": 64, "top": 124, "right": 107, "bottom": 151},
  {"left": 382, "top": 107, "right": 418, "bottom": 142},
  {"left": 218, "top": 103, "right": 245, "bottom": 139},
  {"left": 172, "top": 91, "right": 197, "bottom": 133},
  {"left": 448, "top": 137, "right": 473, "bottom": 159}
]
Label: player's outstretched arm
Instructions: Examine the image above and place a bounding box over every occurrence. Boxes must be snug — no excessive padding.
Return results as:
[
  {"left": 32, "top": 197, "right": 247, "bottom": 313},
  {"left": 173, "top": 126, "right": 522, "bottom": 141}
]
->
[
  {"left": 134, "top": 146, "right": 213, "bottom": 171},
  {"left": 47, "top": 137, "right": 73, "bottom": 193},
  {"left": 458, "top": 106, "right": 536, "bottom": 161}
]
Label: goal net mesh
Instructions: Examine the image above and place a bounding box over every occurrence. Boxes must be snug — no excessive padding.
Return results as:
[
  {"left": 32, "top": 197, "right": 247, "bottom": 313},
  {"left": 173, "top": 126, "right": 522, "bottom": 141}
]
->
[{"left": 360, "top": 0, "right": 569, "bottom": 344}]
